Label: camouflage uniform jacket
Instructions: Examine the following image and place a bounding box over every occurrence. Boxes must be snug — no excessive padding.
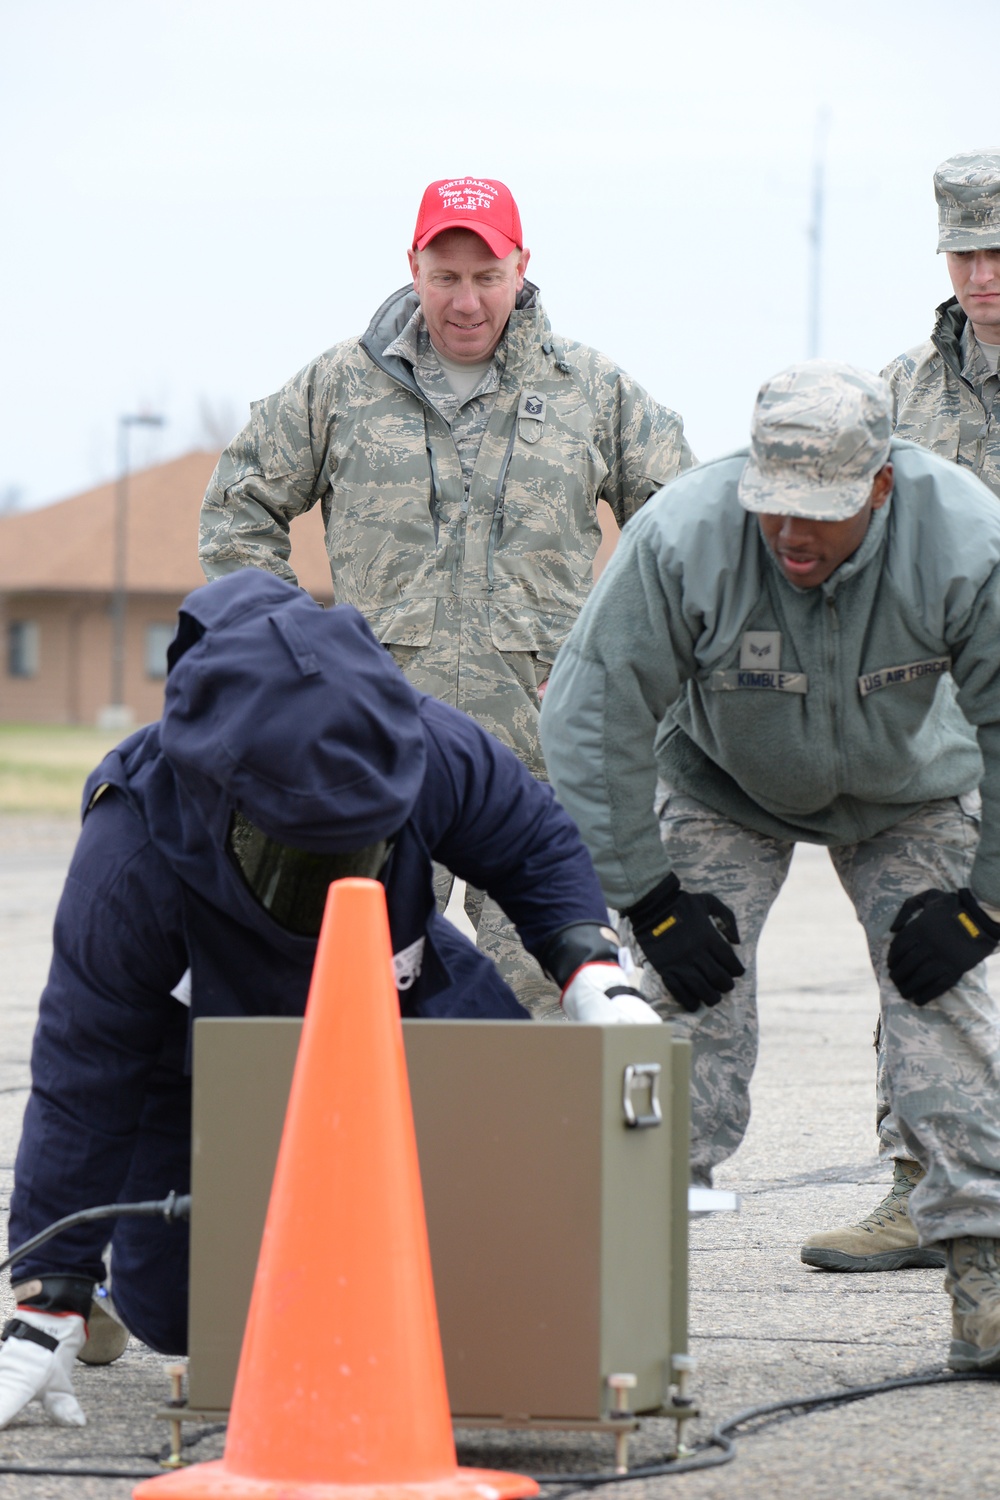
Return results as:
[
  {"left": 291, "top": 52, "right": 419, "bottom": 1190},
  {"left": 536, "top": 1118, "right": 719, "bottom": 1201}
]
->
[
  {"left": 539, "top": 440, "right": 1000, "bottom": 910},
  {"left": 199, "top": 282, "right": 693, "bottom": 774},
  {"left": 882, "top": 297, "right": 1000, "bottom": 497}
]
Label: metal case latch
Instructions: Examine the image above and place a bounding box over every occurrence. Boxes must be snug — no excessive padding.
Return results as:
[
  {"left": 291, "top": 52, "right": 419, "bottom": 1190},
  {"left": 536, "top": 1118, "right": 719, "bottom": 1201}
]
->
[{"left": 622, "top": 1063, "right": 662, "bottom": 1128}]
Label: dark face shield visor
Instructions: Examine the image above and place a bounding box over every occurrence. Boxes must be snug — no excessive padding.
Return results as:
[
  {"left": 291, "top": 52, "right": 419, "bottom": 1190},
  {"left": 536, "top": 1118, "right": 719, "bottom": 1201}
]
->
[{"left": 228, "top": 811, "right": 393, "bottom": 937}]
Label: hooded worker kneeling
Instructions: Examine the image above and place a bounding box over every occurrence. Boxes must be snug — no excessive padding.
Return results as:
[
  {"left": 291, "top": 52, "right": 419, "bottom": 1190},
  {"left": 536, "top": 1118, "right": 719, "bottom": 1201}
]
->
[{"left": 0, "top": 567, "right": 657, "bottom": 1430}]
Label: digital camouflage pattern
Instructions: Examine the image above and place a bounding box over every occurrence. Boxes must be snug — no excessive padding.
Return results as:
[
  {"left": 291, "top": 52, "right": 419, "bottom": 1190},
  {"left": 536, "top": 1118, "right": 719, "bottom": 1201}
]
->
[
  {"left": 618, "top": 786, "right": 1000, "bottom": 1241},
  {"left": 876, "top": 790, "right": 987, "bottom": 1166},
  {"left": 539, "top": 440, "right": 1000, "bottom": 914},
  {"left": 883, "top": 301, "right": 1000, "bottom": 498},
  {"left": 738, "top": 362, "right": 892, "bottom": 520},
  {"left": 868, "top": 158, "right": 1000, "bottom": 1166},
  {"left": 199, "top": 281, "right": 693, "bottom": 778},
  {"left": 934, "top": 151, "right": 1000, "bottom": 253},
  {"left": 384, "top": 308, "right": 503, "bottom": 486},
  {"left": 200, "top": 281, "right": 692, "bottom": 1010},
  {"left": 879, "top": 291, "right": 1000, "bottom": 1153}
]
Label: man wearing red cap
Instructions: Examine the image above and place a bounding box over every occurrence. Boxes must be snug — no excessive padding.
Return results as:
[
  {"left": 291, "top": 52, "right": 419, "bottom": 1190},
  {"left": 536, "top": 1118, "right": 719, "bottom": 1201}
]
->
[{"left": 199, "top": 177, "right": 693, "bottom": 1014}]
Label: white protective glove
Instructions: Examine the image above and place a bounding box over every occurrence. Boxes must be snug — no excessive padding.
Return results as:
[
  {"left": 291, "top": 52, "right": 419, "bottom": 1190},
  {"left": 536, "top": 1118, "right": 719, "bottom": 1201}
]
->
[
  {"left": 0, "top": 1310, "right": 87, "bottom": 1429},
  {"left": 561, "top": 962, "right": 663, "bottom": 1024}
]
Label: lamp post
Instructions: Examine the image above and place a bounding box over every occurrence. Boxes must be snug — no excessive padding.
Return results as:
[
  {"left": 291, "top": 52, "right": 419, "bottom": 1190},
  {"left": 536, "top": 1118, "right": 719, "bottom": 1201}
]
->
[{"left": 105, "top": 411, "right": 165, "bottom": 726}]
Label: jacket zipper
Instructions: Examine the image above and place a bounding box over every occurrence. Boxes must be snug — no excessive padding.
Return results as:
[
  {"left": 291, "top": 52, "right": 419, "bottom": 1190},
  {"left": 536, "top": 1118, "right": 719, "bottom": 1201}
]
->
[
  {"left": 486, "top": 417, "right": 519, "bottom": 589},
  {"left": 931, "top": 314, "right": 991, "bottom": 476},
  {"left": 826, "top": 593, "right": 841, "bottom": 792}
]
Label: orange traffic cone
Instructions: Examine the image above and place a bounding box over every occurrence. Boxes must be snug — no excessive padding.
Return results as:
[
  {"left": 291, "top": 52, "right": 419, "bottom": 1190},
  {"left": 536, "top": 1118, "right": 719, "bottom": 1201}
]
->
[{"left": 135, "top": 877, "right": 538, "bottom": 1500}]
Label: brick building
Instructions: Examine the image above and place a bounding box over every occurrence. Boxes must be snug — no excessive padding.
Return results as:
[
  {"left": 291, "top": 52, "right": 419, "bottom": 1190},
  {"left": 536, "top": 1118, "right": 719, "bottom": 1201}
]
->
[{"left": 0, "top": 451, "right": 333, "bottom": 725}]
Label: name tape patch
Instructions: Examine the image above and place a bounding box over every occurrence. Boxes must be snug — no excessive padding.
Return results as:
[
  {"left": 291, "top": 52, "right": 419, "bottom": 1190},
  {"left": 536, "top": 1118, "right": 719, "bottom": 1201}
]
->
[
  {"left": 858, "top": 656, "right": 951, "bottom": 698},
  {"left": 710, "top": 669, "right": 808, "bottom": 694}
]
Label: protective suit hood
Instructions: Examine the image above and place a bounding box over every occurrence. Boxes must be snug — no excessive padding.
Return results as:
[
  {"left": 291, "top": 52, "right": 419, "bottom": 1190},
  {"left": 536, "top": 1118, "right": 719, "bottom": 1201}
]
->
[
  {"left": 75, "top": 568, "right": 534, "bottom": 1017},
  {"left": 160, "top": 568, "right": 426, "bottom": 851}
]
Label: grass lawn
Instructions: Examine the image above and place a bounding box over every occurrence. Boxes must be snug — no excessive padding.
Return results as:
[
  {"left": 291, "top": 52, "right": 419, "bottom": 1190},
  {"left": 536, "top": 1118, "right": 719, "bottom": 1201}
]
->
[{"left": 0, "top": 724, "right": 130, "bottom": 814}]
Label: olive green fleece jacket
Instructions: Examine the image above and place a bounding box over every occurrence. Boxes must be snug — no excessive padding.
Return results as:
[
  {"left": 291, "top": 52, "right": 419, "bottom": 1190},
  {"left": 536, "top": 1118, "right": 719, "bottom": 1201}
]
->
[{"left": 540, "top": 439, "right": 1000, "bottom": 910}]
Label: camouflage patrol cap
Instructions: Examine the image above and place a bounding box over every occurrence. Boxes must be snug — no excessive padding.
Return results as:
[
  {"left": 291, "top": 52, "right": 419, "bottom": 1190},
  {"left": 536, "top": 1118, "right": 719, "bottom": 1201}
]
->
[
  {"left": 935, "top": 152, "right": 1000, "bottom": 252},
  {"left": 738, "top": 361, "right": 892, "bottom": 521}
]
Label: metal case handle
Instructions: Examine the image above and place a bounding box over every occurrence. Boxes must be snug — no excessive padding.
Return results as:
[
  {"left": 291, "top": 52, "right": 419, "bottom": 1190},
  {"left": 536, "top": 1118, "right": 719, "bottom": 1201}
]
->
[{"left": 622, "top": 1062, "right": 662, "bottom": 1128}]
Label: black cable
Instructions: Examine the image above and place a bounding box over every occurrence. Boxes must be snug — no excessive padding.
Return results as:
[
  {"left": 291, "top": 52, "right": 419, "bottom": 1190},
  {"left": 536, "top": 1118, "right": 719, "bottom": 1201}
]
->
[
  {"left": 0, "top": 1421, "right": 229, "bottom": 1480},
  {"left": 0, "top": 1369, "right": 992, "bottom": 1481},
  {"left": 1, "top": 1201, "right": 996, "bottom": 1483},
  {"left": 712, "top": 1366, "right": 999, "bottom": 1442},
  {"left": 0, "top": 1463, "right": 162, "bottom": 1479},
  {"left": 0, "top": 1192, "right": 191, "bottom": 1278},
  {"left": 521, "top": 1368, "right": 1000, "bottom": 1487},
  {"left": 0, "top": 1194, "right": 192, "bottom": 1476}
]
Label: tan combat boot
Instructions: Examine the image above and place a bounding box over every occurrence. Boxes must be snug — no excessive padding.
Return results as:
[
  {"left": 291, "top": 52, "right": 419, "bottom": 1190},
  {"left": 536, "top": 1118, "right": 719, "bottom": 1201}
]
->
[
  {"left": 945, "top": 1236, "right": 1000, "bottom": 1371},
  {"left": 77, "top": 1293, "right": 129, "bottom": 1365},
  {"left": 800, "top": 1159, "right": 946, "bottom": 1271}
]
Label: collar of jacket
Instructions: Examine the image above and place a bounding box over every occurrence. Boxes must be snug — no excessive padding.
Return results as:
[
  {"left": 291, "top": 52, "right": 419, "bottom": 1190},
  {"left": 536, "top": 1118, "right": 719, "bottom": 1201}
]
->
[
  {"left": 931, "top": 296, "right": 970, "bottom": 381},
  {"left": 359, "top": 280, "right": 549, "bottom": 394}
]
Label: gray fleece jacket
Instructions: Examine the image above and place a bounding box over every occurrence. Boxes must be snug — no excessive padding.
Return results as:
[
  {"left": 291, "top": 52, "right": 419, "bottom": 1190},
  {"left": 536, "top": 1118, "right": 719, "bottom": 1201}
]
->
[{"left": 539, "top": 439, "right": 1000, "bottom": 909}]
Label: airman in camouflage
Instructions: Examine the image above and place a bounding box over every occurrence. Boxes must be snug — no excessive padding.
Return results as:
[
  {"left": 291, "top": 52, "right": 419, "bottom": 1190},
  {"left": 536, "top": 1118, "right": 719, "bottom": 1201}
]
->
[
  {"left": 541, "top": 363, "right": 1000, "bottom": 1371},
  {"left": 198, "top": 177, "right": 694, "bottom": 1015},
  {"left": 882, "top": 151, "right": 1000, "bottom": 498},
  {"left": 819, "top": 153, "right": 1000, "bottom": 1266}
]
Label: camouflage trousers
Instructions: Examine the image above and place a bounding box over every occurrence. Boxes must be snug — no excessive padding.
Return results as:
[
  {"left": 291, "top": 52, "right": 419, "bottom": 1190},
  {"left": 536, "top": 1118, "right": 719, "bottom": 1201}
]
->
[
  {"left": 387, "top": 597, "right": 551, "bottom": 778},
  {"left": 432, "top": 866, "right": 564, "bottom": 1021},
  {"left": 875, "top": 788, "right": 985, "bottom": 1163},
  {"left": 393, "top": 601, "right": 564, "bottom": 1019},
  {"left": 617, "top": 785, "right": 1000, "bottom": 1243}
]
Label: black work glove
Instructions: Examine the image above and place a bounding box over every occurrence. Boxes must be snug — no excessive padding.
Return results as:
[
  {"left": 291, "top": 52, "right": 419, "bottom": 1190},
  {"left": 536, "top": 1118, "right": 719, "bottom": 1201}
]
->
[
  {"left": 623, "top": 872, "right": 744, "bottom": 1012},
  {"left": 888, "top": 887, "right": 1000, "bottom": 1006}
]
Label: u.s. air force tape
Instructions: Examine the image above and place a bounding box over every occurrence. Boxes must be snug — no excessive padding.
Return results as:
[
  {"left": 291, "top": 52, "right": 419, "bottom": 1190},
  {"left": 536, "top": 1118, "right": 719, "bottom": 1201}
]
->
[
  {"left": 709, "top": 669, "right": 808, "bottom": 694},
  {"left": 858, "top": 656, "right": 951, "bottom": 698}
]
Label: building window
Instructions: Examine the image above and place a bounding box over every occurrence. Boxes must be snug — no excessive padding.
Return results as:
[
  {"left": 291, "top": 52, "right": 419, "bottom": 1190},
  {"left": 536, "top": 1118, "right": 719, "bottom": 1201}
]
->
[
  {"left": 145, "top": 623, "right": 175, "bottom": 680},
  {"left": 8, "top": 620, "right": 39, "bottom": 678}
]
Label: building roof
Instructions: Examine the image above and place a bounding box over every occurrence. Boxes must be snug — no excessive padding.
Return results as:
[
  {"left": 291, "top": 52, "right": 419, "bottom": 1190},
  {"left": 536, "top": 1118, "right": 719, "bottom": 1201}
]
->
[{"left": 0, "top": 450, "right": 334, "bottom": 598}]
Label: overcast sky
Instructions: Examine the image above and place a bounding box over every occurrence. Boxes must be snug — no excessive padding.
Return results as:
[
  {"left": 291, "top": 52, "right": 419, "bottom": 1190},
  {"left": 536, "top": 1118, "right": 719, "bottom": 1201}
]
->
[{"left": 3, "top": 0, "right": 1000, "bottom": 511}]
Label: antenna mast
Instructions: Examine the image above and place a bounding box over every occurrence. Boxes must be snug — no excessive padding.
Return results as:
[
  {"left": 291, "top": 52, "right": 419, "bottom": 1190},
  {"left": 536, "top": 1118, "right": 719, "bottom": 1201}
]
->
[{"left": 807, "top": 108, "right": 830, "bottom": 359}]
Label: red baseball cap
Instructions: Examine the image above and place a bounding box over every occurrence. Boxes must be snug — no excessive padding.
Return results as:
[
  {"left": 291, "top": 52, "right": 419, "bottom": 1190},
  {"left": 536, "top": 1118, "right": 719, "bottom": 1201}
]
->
[{"left": 412, "top": 178, "right": 523, "bottom": 258}]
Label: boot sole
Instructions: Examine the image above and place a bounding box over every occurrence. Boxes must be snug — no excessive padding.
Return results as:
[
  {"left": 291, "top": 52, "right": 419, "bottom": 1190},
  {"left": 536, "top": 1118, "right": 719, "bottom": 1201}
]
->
[
  {"left": 801, "top": 1246, "right": 947, "bottom": 1272},
  {"left": 77, "top": 1299, "right": 130, "bottom": 1365},
  {"left": 949, "top": 1338, "right": 1000, "bottom": 1372}
]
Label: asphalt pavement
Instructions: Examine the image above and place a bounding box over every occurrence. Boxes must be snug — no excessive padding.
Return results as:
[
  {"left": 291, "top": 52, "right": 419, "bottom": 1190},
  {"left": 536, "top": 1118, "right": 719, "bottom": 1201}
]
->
[{"left": 0, "top": 813, "right": 997, "bottom": 1498}]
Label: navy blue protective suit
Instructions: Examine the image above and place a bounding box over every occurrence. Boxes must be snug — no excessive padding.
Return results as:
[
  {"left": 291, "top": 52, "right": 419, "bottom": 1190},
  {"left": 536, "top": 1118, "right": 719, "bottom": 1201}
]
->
[{"left": 9, "top": 570, "right": 609, "bottom": 1353}]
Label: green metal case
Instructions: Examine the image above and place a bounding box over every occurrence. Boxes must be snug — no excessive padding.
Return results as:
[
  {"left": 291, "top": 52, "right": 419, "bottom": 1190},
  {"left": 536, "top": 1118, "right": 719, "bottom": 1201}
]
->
[{"left": 187, "top": 1018, "right": 690, "bottom": 1420}]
